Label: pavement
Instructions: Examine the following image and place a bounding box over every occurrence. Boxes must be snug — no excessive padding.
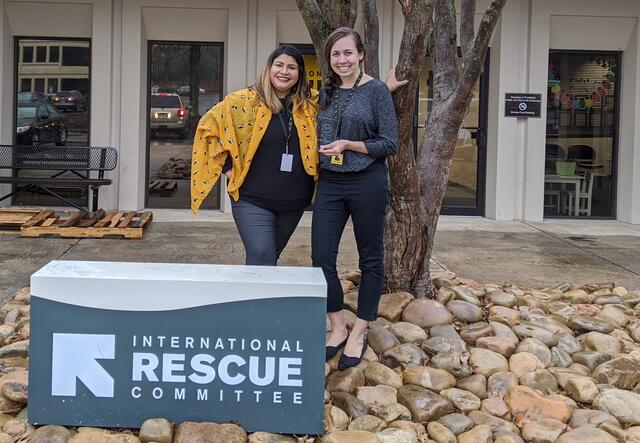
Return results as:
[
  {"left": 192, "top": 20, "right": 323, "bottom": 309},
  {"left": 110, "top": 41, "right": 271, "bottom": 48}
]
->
[{"left": 1, "top": 212, "right": 639, "bottom": 303}]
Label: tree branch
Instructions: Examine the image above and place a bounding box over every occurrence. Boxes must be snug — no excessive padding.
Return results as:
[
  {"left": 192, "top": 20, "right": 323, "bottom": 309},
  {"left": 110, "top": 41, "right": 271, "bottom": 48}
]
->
[
  {"left": 363, "top": 0, "right": 380, "bottom": 78},
  {"left": 461, "top": 0, "right": 506, "bottom": 91},
  {"left": 295, "top": 0, "right": 332, "bottom": 78},
  {"left": 318, "top": 0, "right": 357, "bottom": 29},
  {"left": 460, "top": 0, "right": 475, "bottom": 61},
  {"left": 433, "top": 0, "right": 460, "bottom": 97}
]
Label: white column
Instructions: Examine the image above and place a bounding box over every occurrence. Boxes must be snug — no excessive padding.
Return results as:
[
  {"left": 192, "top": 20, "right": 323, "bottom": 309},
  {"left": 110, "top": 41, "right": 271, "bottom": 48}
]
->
[
  {"left": 485, "top": 0, "right": 529, "bottom": 220},
  {"left": 618, "top": 21, "right": 640, "bottom": 224},
  {"left": 0, "top": 2, "right": 13, "bottom": 204},
  {"left": 521, "top": 2, "right": 550, "bottom": 222},
  {"left": 118, "top": 2, "right": 146, "bottom": 210}
]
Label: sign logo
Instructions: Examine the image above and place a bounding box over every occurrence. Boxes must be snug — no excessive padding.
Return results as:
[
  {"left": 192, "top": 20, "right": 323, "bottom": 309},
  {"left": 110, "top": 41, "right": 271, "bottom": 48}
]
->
[
  {"left": 518, "top": 102, "right": 528, "bottom": 111},
  {"left": 51, "top": 333, "right": 115, "bottom": 398}
]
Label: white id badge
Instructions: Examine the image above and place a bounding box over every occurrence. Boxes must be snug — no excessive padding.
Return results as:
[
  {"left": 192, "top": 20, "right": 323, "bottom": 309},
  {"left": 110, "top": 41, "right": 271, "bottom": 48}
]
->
[{"left": 280, "top": 153, "right": 293, "bottom": 172}]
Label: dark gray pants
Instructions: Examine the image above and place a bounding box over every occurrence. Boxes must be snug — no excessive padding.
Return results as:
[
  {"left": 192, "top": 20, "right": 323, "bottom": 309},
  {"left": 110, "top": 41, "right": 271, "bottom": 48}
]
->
[{"left": 231, "top": 199, "right": 305, "bottom": 266}]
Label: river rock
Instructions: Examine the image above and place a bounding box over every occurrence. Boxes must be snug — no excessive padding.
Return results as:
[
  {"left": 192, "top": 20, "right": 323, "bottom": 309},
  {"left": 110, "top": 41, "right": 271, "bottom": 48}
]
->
[
  {"left": 363, "top": 362, "right": 403, "bottom": 389},
  {"left": 481, "top": 396, "right": 510, "bottom": 419},
  {"left": 572, "top": 351, "right": 613, "bottom": 370},
  {"left": 593, "top": 388, "right": 640, "bottom": 425},
  {"left": 469, "top": 348, "right": 508, "bottom": 377},
  {"left": 368, "top": 327, "right": 401, "bottom": 355},
  {"left": 326, "top": 405, "right": 349, "bottom": 432},
  {"left": 173, "top": 422, "right": 246, "bottom": 443},
  {"left": 323, "top": 430, "right": 380, "bottom": 443},
  {"left": 568, "top": 315, "right": 616, "bottom": 333},
  {"left": 377, "top": 403, "right": 411, "bottom": 422},
  {"left": 555, "top": 427, "right": 617, "bottom": 443},
  {"left": 437, "top": 413, "right": 475, "bottom": 435},
  {"left": 460, "top": 323, "right": 494, "bottom": 344},
  {"left": 581, "top": 331, "right": 623, "bottom": 353},
  {"left": 248, "top": 433, "right": 296, "bottom": 443},
  {"left": 348, "top": 415, "right": 386, "bottom": 432},
  {"left": 378, "top": 292, "right": 414, "bottom": 322},
  {"left": 426, "top": 421, "right": 456, "bottom": 443},
  {"left": 402, "top": 367, "right": 456, "bottom": 392},
  {"left": 390, "top": 322, "right": 428, "bottom": 344},
  {"left": 486, "top": 290, "right": 517, "bottom": 308},
  {"left": 569, "top": 409, "right": 618, "bottom": 428},
  {"left": 451, "top": 286, "right": 481, "bottom": 305},
  {"left": 331, "top": 392, "right": 369, "bottom": 418},
  {"left": 513, "top": 323, "right": 558, "bottom": 347},
  {"left": 506, "top": 385, "right": 572, "bottom": 423},
  {"left": 440, "top": 388, "right": 481, "bottom": 412},
  {"left": 402, "top": 300, "right": 453, "bottom": 328},
  {"left": 508, "top": 352, "right": 544, "bottom": 377},
  {"left": 28, "top": 425, "right": 74, "bottom": 443},
  {"left": 565, "top": 376, "right": 599, "bottom": 403},
  {"left": 467, "top": 410, "right": 519, "bottom": 434},
  {"left": 375, "top": 428, "right": 416, "bottom": 443},
  {"left": 518, "top": 369, "right": 558, "bottom": 394},
  {"left": 457, "top": 425, "right": 492, "bottom": 443},
  {"left": 397, "top": 384, "right": 453, "bottom": 422},
  {"left": 446, "top": 300, "right": 483, "bottom": 323},
  {"left": 521, "top": 418, "right": 566, "bottom": 443},
  {"left": 356, "top": 386, "right": 397, "bottom": 415},
  {"left": 487, "top": 372, "right": 519, "bottom": 398},
  {"left": 382, "top": 344, "right": 428, "bottom": 369},
  {"left": 139, "top": 418, "right": 172, "bottom": 443},
  {"left": 592, "top": 357, "right": 640, "bottom": 389},
  {"left": 326, "top": 367, "right": 365, "bottom": 394},
  {"left": 476, "top": 336, "right": 517, "bottom": 357},
  {"left": 456, "top": 374, "right": 487, "bottom": 399},
  {"left": 551, "top": 347, "right": 573, "bottom": 367}
]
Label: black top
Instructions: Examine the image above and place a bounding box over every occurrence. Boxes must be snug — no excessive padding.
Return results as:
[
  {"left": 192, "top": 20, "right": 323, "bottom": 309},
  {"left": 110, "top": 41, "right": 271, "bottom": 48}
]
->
[
  {"left": 238, "top": 105, "right": 314, "bottom": 212},
  {"left": 318, "top": 79, "right": 398, "bottom": 173}
]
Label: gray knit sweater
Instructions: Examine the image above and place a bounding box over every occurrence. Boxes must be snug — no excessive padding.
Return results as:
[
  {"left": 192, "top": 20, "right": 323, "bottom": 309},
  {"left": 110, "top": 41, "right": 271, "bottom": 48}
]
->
[{"left": 318, "top": 79, "right": 398, "bottom": 172}]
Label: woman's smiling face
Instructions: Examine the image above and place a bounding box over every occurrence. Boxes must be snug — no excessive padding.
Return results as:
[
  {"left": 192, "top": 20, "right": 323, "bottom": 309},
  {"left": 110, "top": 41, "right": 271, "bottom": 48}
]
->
[
  {"left": 269, "top": 54, "right": 299, "bottom": 97},
  {"left": 330, "top": 36, "right": 364, "bottom": 80}
]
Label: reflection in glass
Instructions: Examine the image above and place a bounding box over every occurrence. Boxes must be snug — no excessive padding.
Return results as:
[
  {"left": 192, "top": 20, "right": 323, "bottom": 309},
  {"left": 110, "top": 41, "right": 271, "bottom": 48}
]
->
[
  {"left": 147, "top": 42, "right": 224, "bottom": 209},
  {"left": 544, "top": 52, "right": 617, "bottom": 218},
  {"left": 14, "top": 38, "right": 91, "bottom": 208},
  {"left": 417, "top": 57, "right": 481, "bottom": 211}
]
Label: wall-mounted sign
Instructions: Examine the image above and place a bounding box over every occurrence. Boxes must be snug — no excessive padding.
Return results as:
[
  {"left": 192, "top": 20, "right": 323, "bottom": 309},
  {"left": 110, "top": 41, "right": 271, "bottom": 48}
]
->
[
  {"left": 29, "top": 261, "right": 326, "bottom": 435},
  {"left": 505, "top": 93, "right": 542, "bottom": 118}
]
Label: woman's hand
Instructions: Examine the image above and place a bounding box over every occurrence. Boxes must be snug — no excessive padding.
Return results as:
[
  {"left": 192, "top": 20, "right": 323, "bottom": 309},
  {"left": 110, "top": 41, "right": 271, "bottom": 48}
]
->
[
  {"left": 386, "top": 64, "right": 409, "bottom": 93},
  {"left": 224, "top": 169, "right": 232, "bottom": 179},
  {"left": 319, "top": 140, "right": 350, "bottom": 156}
]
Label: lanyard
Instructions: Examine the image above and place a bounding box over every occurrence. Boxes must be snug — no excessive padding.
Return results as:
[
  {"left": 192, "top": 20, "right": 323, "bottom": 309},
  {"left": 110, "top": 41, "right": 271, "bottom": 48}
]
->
[
  {"left": 277, "top": 110, "right": 293, "bottom": 155},
  {"left": 333, "top": 70, "right": 363, "bottom": 140}
]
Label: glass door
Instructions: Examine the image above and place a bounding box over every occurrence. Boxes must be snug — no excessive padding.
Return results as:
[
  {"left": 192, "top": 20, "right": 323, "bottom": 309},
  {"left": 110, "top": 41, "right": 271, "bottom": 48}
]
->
[
  {"left": 415, "top": 55, "right": 489, "bottom": 216},
  {"left": 146, "top": 41, "right": 224, "bottom": 209},
  {"left": 544, "top": 51, "right": 619, "bottom": 218}
]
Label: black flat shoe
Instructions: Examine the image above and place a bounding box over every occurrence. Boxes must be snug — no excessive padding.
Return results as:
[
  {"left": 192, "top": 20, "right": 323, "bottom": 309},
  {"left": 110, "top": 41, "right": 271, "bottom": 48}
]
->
[
  {"left": 338, "top": 339, "right": 368, "bottom": 370},
  {"left": 325, "top": 336, "right": 348, "bottom": 361}
]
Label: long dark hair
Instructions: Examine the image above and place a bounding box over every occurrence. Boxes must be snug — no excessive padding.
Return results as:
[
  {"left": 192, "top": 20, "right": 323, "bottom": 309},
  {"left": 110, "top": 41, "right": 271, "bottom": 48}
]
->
[
  {"left": 321, "top": 27, "right": 365, "bottom": 109},
  {"left": 254, "top": 45, "right": 312, "bottom": 113}
]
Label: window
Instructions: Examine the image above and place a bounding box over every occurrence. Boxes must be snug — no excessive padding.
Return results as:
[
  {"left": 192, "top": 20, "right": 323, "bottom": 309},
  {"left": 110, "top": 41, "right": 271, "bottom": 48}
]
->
[
  {"left": 22, "top": 46, "right": 33, "bottom": 63},
  {"left": 47, "top": 78, "right": 58, "bottom": 94},
  {"left": 34, "top": 78, "right": 45, "bottom": 92},
  {"left": 49, "top": 46, "right": 60, "bottom": 63},
  {"left": 62, "top": 46, "right": 90, "bottom": 66},
  {"left": 14, "top": 37, "right": 91, "bottom": 208},
  {"left": 147, "top": 41, "right": 224, "bottom": 209},
  {"left": 36, "top": 46, "right": 46, "bottom": 63},
  {"left": 544, "top": 51, "right": 619, "bottom": 218},
  {"left": 20, "top": 78, "right": 31, "bottom": 92}
]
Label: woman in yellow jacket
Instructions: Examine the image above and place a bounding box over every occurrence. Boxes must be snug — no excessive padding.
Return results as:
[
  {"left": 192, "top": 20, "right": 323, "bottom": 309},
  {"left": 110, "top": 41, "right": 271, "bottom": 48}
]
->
[{"left": 191, "top": 45, "right": 318, "bottom": 265}]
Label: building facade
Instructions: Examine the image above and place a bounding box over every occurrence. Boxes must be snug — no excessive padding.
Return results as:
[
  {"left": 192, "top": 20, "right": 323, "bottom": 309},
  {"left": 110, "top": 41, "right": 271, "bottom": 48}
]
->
[{"left": 1, "top": 0, "right": 639, "bottom": 224}]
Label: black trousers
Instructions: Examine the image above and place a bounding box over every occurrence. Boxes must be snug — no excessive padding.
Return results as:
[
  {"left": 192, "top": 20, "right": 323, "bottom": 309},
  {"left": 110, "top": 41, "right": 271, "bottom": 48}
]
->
[
  {"left": 232, "top": 199, "right": 304, "bottom": 266},
  {"left": 311, "top": 165, "right": 388, "bottom": 321}
]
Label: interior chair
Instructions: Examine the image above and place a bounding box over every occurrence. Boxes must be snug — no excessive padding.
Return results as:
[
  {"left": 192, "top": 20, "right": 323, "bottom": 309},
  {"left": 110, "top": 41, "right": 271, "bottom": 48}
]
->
[
  {"left": 565, "top": 170, "right": 594, "bottom": 217},
  {"left": 568, "top": 144, "right": 603, "bottom": 174}
]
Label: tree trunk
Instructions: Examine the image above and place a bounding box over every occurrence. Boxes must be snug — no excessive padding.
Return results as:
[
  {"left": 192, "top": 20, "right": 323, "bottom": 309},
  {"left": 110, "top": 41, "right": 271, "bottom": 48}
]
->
[
  {"left": 362, "top": 0, "right": 380, "bottom": 79},
  {"left": 384, "top": 0, "right": 434, "bottom": 294}
]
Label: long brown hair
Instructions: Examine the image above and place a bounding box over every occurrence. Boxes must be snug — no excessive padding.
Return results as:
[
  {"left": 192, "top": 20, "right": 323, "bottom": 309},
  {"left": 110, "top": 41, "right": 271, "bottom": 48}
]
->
[
  {"left": 253, "top": 45, "right": 312, "bottom": 113},
  {"left": 321, "top": 27, "right": 365, "bottom": 109}
]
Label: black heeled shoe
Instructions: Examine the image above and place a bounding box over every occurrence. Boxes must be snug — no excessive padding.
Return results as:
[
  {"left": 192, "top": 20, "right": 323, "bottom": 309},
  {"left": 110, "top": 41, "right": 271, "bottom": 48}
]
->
[
  {"left": 338, "top": 338, "right": 368, "bottom": 370},
  {"left": 325, "top": 336, "right": 348, "bottom": 361}
]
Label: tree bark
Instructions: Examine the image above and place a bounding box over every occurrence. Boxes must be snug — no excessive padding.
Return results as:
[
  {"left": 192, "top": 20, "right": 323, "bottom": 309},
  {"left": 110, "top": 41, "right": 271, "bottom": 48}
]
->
[
  {"left": 413, "top": 0, "right": 506, "bottom": 297},
  {"left": 384, "top": 0, "right": 434, "bottom": 294},
  {"left": 362, "top": 0, "right": 380, "bottom": 79}
]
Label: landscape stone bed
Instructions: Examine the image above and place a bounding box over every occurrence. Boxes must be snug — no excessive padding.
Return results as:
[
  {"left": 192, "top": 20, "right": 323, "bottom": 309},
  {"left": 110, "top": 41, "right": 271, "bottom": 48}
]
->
[{"left": 0, "top": 270, "right": 638, "bottom": 442}]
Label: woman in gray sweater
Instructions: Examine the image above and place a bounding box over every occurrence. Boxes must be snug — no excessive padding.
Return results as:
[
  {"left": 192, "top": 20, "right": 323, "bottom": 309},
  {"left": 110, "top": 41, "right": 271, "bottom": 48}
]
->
[{"left": 313, "top": 27, "right": 398, "bottom": 370}]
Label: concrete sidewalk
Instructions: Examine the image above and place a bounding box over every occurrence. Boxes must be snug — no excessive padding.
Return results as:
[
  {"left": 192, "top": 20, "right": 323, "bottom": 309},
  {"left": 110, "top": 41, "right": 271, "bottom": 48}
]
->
[{"left": 1, "top": 213, "right": 639, "bottom": 302}]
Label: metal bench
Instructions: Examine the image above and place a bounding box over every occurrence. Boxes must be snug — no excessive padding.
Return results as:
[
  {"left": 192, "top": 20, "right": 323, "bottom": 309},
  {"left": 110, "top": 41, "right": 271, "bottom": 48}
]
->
[{"left": 0, "top": 144, "right": 118, "bottom": 211}]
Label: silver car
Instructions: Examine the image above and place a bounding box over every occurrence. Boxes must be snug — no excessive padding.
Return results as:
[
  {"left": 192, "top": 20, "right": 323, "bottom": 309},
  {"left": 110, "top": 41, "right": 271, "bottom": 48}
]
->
[{"left": 149, "top": 93, "right": 187, "bottom": 138}]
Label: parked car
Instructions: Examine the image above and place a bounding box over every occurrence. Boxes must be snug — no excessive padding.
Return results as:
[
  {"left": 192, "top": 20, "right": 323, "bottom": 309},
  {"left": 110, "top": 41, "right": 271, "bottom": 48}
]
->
[
  {"left": 16, "top": 101, "right": 68, "bottom": 145},
  {"left": 177, "top": 85, "right": 205, "bottom": 95},
  {"left": 52, "top": 90, "right": 88, "bottom": 112},
  {"left": 150, "top": 93, "right": 187, "bottom": 138},
  {"left": 17, "top": 91, "right": 49, "bottom": 103}
]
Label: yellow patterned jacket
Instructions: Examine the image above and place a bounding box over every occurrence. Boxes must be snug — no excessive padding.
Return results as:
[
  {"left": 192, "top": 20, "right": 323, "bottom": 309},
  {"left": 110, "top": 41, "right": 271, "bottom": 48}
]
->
[{"left": 191, "top": 88, "right": 319, "bottom": 213}]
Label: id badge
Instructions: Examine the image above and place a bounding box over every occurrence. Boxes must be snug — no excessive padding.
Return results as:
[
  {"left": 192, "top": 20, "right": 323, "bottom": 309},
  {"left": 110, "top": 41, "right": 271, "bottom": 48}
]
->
[
  {"left": 280, "top": 153, "right": 293, "bottom": 172},
  {"left": 330, "top": 154, "right": 344, "bottom": 166}
]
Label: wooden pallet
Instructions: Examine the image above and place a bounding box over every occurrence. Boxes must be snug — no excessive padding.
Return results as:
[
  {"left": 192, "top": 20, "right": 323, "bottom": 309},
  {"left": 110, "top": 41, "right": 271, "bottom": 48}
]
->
[
  {"left": 0, "top": 207, "right": 44, "bottom": 228},
  {"left": 148, "top": 180, "right": 177, "bottom": 196},
  {"left": 20, "top": 210, "right": 153, "bottom": 239}
]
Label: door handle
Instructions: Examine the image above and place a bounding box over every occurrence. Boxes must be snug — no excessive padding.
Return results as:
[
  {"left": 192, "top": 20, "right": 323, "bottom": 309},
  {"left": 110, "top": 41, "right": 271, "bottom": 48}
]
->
[{"left": 476, "top": 128, "right": 486, "bottom": 148}]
